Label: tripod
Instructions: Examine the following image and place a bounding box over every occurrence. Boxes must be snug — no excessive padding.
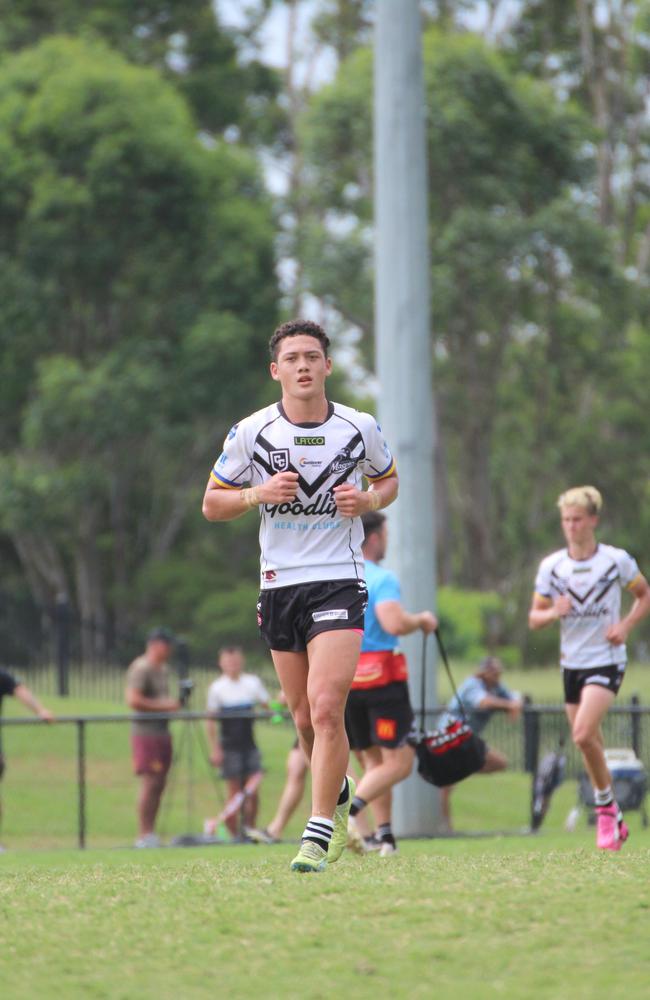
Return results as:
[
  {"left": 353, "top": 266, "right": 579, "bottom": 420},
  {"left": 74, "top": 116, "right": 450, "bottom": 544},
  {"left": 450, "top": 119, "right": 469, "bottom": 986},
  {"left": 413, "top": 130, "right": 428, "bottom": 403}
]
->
[{"left": 159, "top": 705, "right": 227, "bottom": 847}]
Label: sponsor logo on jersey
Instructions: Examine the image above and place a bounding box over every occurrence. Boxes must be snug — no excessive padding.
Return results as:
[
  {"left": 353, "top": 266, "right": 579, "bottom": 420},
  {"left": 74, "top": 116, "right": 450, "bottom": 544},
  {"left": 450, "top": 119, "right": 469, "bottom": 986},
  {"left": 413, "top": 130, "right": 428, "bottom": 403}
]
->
[
  {"left": 217, "top": 452, "right": 228, "bottom": 466},
  {"left": 224, "top": 423, "right": 238, "bottom": 445},
  {"left": 294, "top": 436, "right": 325, "bottom": 446},
  {"left": 312, "top": 609, "right": 349, "bottom": 622},
  {"left": 299, "top": 457, "right": 323, "bottom": 468},
  {"left": 270, "top": 449, "right": 290, "bottom": 473},
  {"left": 264, "top": 491, "right": 338, "bottom": 519},
  {"left": 263, "top": 570, "right": 277, "bottom": 582},
  {"left": 329, "top": 445, "right": 357, "bottom": 475}
]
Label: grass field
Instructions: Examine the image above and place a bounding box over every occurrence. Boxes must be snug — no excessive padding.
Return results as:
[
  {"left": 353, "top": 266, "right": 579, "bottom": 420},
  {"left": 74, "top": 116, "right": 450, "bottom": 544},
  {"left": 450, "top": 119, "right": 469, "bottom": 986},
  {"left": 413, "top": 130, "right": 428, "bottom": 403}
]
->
[
  {"left": 2, "top": 834, "right": 650, "bottom": 999},
  {"left": 2, "top": 669, "right": 650, "bottom": 997}
]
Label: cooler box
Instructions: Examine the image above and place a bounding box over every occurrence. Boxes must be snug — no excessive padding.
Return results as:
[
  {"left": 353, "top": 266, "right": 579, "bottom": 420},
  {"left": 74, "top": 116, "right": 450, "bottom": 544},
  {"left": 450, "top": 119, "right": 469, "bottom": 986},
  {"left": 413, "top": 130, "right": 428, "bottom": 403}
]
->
[{"left": 578, "top": 748, "right": 647, "bottom": 819}]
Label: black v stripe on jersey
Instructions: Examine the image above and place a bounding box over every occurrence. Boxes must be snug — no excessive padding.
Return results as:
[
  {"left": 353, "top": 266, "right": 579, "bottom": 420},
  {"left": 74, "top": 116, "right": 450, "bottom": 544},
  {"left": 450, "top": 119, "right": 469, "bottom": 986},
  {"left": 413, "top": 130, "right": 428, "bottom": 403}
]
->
[
  {"left": 253, "top": 430, "right": 365, "bottom": 499},
  {"left": 563, "top": 561, "right": 618, "bottom": 605}
]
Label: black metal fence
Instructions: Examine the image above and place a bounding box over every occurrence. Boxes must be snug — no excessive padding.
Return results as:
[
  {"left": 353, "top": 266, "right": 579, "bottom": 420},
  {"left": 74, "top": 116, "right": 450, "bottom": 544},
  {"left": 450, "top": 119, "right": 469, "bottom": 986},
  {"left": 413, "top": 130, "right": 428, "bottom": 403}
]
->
[{"left": 1, "top": 701, "right": 649, "bottom": 850}]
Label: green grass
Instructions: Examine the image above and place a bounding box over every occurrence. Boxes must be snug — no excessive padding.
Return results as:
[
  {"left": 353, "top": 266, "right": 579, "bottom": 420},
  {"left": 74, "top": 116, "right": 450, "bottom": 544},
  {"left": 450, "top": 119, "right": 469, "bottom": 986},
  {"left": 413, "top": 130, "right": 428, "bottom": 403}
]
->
[
  {"left": 2, "top": 673, "right": 650, "bottom": 997},
  {"left": 1, "top": 835, "right": 650, "bottom": 999}
]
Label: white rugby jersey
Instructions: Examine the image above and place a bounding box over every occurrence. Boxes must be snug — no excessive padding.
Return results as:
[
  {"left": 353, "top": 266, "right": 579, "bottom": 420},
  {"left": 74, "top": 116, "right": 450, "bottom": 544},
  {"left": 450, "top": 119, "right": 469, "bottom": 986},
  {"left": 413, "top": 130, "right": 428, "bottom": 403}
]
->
[
  {"left": 534, "top": 543, "right": 641, "bottom": 668},
  {"left": 210, "top": 401, "right": 396, "bottom": 588}
]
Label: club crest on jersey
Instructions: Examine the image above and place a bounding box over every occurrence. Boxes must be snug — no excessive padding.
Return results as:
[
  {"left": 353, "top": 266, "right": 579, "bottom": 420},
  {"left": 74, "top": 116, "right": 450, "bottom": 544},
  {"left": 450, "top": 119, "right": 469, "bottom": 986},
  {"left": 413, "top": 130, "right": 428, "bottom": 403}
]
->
[{"left": 270, "top": 449, "right": 290, "bottom": 473}]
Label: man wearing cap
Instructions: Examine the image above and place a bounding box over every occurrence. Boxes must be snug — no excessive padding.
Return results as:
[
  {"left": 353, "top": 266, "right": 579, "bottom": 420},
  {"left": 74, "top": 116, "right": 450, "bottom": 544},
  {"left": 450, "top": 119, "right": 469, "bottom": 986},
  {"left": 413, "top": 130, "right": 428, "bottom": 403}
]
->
[
  {"left": 437, "top": 655, "right": 522, "bottom": 832},
  {"left": 125, "top": 628, "right": 181, "bottom": 848}
]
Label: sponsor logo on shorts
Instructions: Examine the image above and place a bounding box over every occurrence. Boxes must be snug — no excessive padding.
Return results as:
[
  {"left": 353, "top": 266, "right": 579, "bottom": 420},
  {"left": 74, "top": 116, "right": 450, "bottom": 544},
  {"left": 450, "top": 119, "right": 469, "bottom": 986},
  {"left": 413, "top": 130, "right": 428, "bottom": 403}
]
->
[
  {"left": 294, "top": 436, "right": 325, "bottom": 445},
  {"left": 375, "top": 717, "right": 397, "bottom": 741},
  {"left": 585, "top": 674, "right": 613, "bottom": 687},
  {"left": 263, "top": 570, "right": 277, "bottom": 582},
  {"left": 270, "top": 449, "right": 290, "bottom": 472},
  {"left": 312, "top": 609, "right": 349, "bottom": 622}
]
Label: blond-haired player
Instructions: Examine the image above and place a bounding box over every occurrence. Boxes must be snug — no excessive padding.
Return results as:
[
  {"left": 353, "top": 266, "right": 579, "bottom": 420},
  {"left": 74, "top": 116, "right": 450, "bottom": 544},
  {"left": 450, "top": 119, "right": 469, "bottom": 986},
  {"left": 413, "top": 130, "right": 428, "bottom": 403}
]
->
[{"left": 528, "top": 486, "right": 650, "bottom": 850}]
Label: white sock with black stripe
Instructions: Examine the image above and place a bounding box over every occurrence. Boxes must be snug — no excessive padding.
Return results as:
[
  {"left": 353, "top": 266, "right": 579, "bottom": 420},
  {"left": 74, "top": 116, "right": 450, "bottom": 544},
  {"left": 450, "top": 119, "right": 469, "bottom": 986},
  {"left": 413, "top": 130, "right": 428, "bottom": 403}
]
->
[{"left": 302, "top": 816, "right": 334, "bottom": 852}]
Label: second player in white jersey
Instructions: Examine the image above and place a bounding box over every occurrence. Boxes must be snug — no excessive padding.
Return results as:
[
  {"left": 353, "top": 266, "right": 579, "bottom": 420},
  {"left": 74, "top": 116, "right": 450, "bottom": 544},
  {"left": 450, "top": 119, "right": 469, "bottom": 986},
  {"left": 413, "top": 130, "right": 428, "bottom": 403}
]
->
[
  {"left": 210, "top": 400, "right": 395, "bottom": 588},
  {"left": 534, "top": 543, "right": 641, "bottom": 668}
]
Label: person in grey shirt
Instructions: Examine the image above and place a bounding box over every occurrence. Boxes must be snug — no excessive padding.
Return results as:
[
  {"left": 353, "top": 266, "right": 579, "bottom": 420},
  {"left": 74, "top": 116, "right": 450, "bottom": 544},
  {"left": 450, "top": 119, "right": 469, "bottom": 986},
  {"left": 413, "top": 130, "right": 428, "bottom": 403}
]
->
[{"left": 438, "top": 656, "right": 522, "bottom": 832}]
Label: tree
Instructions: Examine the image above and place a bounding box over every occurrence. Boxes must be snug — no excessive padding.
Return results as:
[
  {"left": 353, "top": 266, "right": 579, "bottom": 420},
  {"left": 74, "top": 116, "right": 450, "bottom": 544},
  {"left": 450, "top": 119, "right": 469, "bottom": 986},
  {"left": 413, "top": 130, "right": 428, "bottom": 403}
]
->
[
  {"left": 0, "top": 36, "right": 279, "bottom": 658},
  {"left": 0, "top": 0, "right": 283, "bottom": 142},
  {"left": 295, "top": 28, "right": 634, "bottom": 595}
]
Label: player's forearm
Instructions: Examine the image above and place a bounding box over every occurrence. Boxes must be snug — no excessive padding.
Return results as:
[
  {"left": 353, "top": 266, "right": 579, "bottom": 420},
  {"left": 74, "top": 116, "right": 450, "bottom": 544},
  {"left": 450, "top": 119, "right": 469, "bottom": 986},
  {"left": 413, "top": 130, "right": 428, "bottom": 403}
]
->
[
  {"left": 528, "top": 606, "right": 559, "bottom": 630},
  {"left": 367, "top": 474, "right": 398, "bottom": 511},
  {"left": 621, "top": 593, "right": 650, "bottom": 633},
  {"left": 202, "top": 484, "right": 255, "bottom": 522}
]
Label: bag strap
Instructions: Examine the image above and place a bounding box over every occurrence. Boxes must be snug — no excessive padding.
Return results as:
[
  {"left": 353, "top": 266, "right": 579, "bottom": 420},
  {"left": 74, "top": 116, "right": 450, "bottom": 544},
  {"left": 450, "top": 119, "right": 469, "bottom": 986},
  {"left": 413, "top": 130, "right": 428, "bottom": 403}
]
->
[
  {"left": 434, "top": 628, "right": 468, "bottom": 721},
  {"left": 420, "top": 628, "right": 469, "bottom": 733}
]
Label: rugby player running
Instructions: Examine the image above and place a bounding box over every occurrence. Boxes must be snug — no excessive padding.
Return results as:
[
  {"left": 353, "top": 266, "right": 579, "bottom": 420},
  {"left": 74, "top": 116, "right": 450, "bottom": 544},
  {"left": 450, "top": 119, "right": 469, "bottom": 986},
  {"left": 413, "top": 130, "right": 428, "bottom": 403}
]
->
[
  {"left": 529, "top": 486, "right": 650, "bottom": 850},
  {"left": 202, "top": 319, "right": 398, "bottom": 872}
]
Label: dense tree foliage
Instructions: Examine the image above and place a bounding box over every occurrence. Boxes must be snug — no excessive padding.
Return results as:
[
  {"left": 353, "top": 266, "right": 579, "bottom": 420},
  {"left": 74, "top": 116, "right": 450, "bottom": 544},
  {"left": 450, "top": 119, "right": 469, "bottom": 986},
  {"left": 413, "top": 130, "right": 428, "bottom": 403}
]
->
[
  {"left": 0, "top": 0, "right": 283, "bottom": 141},
  {"left": 2, "top": 1, "right": 650, "bottom": 666},
  {"left": 291, "top": 20, "right": 650, "bottom": 656},
  {"left": 0, "top": 36, "right": 278, "bottom": 660}
]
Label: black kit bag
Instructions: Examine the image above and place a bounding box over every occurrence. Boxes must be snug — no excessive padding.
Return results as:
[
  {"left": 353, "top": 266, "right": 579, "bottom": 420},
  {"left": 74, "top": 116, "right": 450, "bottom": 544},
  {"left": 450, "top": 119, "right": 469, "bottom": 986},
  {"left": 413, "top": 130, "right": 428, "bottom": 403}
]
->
[{"left": 415, "top": 630, "right": 487, "bottom": 788}]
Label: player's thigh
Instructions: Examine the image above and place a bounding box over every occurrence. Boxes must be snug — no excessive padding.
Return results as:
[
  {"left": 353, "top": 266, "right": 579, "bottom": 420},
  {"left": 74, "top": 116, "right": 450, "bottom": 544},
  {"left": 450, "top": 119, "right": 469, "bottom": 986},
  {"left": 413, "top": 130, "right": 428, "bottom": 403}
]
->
[
  {"left": 362, "top": 745, "right": 384, "bottom": 770},
  {"left": 573, "top": 683, "right": 615, "bottom": 739},
  {"left": 306, "top": 628, "right": 362, "bottom": 707},
  {"left": 270, "top": 649, "right": 310, "bottom": 715}
]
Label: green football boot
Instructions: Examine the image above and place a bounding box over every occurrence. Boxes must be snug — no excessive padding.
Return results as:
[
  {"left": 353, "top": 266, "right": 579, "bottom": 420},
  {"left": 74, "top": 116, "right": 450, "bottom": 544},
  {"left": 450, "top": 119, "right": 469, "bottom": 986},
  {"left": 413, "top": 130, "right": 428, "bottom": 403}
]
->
[
  {"left": 290, "top": 840, "right": 328, "bottom": 873},
  {"left": 328, "top": 775, "right": 355, "bottom": 864}
]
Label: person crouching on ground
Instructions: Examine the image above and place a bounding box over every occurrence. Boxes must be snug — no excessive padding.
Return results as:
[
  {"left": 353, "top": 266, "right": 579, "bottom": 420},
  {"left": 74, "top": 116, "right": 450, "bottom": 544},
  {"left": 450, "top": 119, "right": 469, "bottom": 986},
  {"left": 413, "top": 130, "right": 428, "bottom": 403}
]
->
[{"left": 437, "top": 656, "right": 522, "bottom": 833}]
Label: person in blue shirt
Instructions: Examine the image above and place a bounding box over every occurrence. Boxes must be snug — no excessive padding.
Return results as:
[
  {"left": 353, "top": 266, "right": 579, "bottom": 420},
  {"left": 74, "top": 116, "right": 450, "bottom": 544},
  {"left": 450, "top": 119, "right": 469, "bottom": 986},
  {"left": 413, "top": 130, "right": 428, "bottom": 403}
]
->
[
  {"left": 438, "top": 656, "right": 522, "bottom": 832},
  {"left": 345, "top": 512, "right": 437, "bottom": 855}
]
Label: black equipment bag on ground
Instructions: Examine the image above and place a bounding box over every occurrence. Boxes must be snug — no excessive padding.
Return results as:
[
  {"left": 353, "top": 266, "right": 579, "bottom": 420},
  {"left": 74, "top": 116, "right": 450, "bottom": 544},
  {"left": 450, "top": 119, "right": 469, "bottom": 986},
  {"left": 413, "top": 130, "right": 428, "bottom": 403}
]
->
[{"left": 415, "top": 630, "right": 487, "bottom": 788}]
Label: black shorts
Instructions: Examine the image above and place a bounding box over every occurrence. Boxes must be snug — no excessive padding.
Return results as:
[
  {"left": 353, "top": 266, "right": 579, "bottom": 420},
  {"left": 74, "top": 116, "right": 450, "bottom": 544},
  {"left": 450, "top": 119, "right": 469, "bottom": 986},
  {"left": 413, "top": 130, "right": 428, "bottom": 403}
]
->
[
  {"left": 221, "top": 746, "right": 262, "bottom": 780},
  {"left": 258, "top": 579, "right": 367, "bottom": 652},
  {"left": 563, "top": 664, "right": 625, "bottom": 705},
  {"left": 345, "top": 681, "right": 415, "bottom": 750}
]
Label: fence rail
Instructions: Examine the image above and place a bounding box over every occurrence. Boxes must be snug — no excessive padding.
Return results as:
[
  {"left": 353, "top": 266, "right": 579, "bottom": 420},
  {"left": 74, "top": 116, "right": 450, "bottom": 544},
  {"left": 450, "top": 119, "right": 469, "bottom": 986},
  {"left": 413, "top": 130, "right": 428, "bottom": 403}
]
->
[{"left": 1, "top": 701, "right": 649, "bottom": 850}]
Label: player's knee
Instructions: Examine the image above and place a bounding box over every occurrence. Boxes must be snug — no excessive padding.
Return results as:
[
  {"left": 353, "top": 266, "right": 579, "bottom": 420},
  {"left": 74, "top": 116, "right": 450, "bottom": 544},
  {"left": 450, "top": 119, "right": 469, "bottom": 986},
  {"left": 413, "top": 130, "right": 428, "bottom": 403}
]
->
[
  {"left": 572, "top": 725, "right": 596, "bottom": 753},
  {"left": 310, "top": 692, "right": 343, "bottom": 733}
]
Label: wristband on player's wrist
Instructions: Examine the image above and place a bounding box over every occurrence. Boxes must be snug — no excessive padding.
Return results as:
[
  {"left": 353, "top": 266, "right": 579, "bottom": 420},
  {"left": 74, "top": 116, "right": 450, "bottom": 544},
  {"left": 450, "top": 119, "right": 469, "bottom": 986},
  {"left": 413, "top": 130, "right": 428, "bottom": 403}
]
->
[
  {"left": 367, "top": 490, "right": 382, "bottom": 511},
  {"left": 241, "top": 486, "right": 262, "bottom": 509}
]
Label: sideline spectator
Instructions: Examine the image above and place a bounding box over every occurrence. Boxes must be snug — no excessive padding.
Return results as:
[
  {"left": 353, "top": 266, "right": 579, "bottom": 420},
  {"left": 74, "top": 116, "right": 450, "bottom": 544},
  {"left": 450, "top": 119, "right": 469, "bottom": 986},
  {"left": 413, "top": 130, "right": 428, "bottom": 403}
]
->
[
  {"left": 206, "top": 646, "right": 270, "bottom": 839},
  {"left": 0, "top": 668, "right": 54, "bottom": 848},
  {"left": 437, "top": 656, "right": 522, "bottom": 832},
  {"left": 345, "top": 511, "right": 438, "bottom": 856},
  {"left": 125, "top": 627, "right": 180, "bottom": 848},
  {"left": 528, "top": 484, "right": 650, "bottom": 851}
]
